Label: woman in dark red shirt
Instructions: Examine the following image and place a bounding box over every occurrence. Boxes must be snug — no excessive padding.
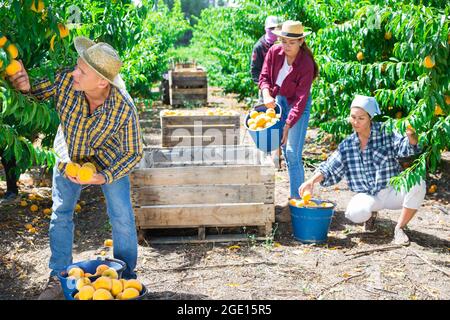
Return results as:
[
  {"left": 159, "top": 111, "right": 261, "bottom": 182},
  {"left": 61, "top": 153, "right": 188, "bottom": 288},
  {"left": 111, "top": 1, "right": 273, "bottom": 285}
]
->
[{"left": 259, "top": 20, "right": 318, "bottom": 199}]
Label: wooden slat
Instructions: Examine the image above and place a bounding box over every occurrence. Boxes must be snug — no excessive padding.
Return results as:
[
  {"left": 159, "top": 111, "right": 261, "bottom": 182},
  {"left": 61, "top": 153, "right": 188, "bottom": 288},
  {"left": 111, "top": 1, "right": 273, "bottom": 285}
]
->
[
  {"left": 146, "top": 234, "right": 270, "bottom": 245},
  {"left": 171, "top": 87, "right": 207, "bottom": 95},
  {"left": 136, "top": 145, "right": 267, "bottom": 168},
  {"left": 171, "top": 96, "right": 208, "bottom": 105},
  {"left": 130, "top": 165, "right": 274, "bottom": 186},
  {"left": 160, "top": 114, "right": 241, "bottom": 146},
  {"left": 134, "top": 203, "right": 274, "bottom": 229},
  {"left": 172, "top": 77, "right": 207, "bottom": 87},
  {"left": 162, "top": 135, "right": 239, "bottom": 147},
  {"left": 170, "top": 99, "right": 207, "bottom": 107},
  {"left": 162, "top": 127, "right": 239, "bottom": 137},
  {"left": 165, "top": 124, "right": 238, "bottom": 129},
  {"left": 171, "top": 69, "right": 206, "bottom": 77},
  {"left": 161, "top": 115, "right": 240, "bottom": 126},
  {"left": 174, "top": 62, "right": 196, "bottom": 69},
  {"left": 132, "top": 184, "right": 274, "bottom": 205},
  {"left": 149, "top": 160, "right": 264, "bottom": 167}
]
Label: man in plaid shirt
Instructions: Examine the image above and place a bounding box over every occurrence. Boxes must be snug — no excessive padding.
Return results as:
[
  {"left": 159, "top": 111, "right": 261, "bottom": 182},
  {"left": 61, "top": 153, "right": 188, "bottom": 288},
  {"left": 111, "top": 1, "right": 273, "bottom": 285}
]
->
[
  {"left": 300, "top": 95, "right": 426, "bottom": 246},
  {"left": 9, "top": 37, "right": 143, "bottom": 299}
]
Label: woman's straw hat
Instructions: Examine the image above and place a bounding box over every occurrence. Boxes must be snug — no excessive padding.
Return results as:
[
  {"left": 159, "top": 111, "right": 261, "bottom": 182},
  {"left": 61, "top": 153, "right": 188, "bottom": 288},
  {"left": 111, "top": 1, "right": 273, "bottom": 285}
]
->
[{"left": 272, "top": 20, "right": 311, "bottom": 39}]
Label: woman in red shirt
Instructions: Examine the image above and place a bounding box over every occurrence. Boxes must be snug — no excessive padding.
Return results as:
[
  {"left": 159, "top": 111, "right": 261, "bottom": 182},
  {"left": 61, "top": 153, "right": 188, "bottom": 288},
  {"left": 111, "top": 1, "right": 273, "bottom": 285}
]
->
[{"left": 259, "top": 20, "right": 318, "bottom": 200}]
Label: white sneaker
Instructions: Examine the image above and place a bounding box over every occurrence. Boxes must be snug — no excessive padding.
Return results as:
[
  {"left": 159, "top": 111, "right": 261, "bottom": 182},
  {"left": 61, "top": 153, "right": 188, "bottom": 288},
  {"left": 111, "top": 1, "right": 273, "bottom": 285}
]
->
[
  {"left": 272, "top": 155, "right": 280, "bottom": 168},
  {"left": 393, "top": 227, "right": 410, "bottom": 246}
]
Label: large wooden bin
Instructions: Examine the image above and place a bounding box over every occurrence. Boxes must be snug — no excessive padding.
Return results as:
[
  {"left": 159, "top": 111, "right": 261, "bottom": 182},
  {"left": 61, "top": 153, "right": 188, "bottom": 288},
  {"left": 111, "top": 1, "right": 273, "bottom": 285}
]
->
[
  {"left": 168, "top": 66, "right": 207, "bottom": 107},
  {"left": 130, "top": 145, "right": 275, "bottom": 243},
  {"left": 160, "top": 111, "right": 241, "bottom": 147}
]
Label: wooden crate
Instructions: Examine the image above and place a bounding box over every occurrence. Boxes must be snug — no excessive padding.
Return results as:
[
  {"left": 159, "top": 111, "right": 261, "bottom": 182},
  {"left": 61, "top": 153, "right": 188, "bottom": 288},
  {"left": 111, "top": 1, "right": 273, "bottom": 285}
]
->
[
  {"left": 168, "top": 67, "right": 207, "bottom": 106},
  {"left": 160, "top": 111, "right": 240, "bottom": 147},
  {"left": 130, "top": 145, "right": 275, "bottom": 243},
  {"left": 174, "top": 61, "right": 196, "bottom": 69}
]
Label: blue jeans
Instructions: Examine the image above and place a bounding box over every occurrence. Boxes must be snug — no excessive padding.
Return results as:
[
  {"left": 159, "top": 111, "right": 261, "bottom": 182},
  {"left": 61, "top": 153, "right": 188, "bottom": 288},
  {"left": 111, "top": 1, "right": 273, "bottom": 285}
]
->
[
  {"left": 277, "top": 95, "right": 312, "bottom": 198},
  {"left": 49, "top": 165, "right": 138, "bottom": 279}
]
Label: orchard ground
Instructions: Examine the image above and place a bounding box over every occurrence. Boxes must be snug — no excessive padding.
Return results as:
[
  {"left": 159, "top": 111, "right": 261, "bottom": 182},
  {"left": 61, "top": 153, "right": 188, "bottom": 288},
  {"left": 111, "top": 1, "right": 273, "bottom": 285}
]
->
[{"left": 0, "top": 87, "right": 449, "bottom": 300}]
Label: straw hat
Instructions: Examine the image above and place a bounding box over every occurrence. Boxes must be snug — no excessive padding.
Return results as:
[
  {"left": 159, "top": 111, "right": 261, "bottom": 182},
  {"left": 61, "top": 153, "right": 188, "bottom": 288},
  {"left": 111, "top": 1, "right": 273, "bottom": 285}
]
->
[
  {"left": 272, "top": 20, "right": 311, "bottom": 39},
  {"left": 74, "top": 36, "right": 125, "bottom": 90}
]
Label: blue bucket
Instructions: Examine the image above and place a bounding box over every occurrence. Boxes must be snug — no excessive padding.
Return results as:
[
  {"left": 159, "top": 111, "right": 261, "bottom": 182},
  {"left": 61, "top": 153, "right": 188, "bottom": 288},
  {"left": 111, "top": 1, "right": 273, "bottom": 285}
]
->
[
  {"left": 289, "top": 199, "right": 336, "bottom": 244},
  {"left": 68, "top": 283, "right": 149, "bottom": 301},
  {"left": 57, "top": 257, "right": 126, "bottom": 300},
  {"left": 245, "top": 103, "right": 283, "bottom": 152}
]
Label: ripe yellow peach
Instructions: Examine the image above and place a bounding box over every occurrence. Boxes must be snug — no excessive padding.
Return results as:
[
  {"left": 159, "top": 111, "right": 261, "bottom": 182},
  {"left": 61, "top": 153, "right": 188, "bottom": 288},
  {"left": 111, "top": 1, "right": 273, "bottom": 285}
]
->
[
  {"left": 6, "top": 59, "right": 21, "bottom": 76},
  {"left": 102, "top": 268, "right": 118, "bottom": 280},
  {"left": 92, "top": 288, "right": 113, "bottom": 300},
  {"left": 428, "top": 184, "right": 437, "bottom": 194},
  {"left": 95, "top": 264, "right": 109, "bottom": 276},
  {"left": 356, "top": 51, "right": 364, "bottom": 61},
  {"left": 78, "top": 285, "right": 95, "bottom": 300},
  {"left": 104, "top": 239, "right": 113, "bottom": 247},
  {"left": 124, "top": 279, "right": 142, "bottom": 292},
  {"left": 423, "top": 55, "right": 435, "bottom": 69},
  {"left": 58, "top": 23, "right": 70, "bottom": 38},
  {"left": 68, "top": 267, "right": 84, "bottom": 279},
  {"left": 266, "top": 108, "right": 276, "bottom": 118},
  {"left": 319, "top": 202, "right": 333, "bottom": 208},
  {"left": 250, "top": 110, "right": 259, "bottom": 119},
  {"left": 82, "top": 162, "right": 97, "bottom": 173},
  {"left": 0, "top": 36, "right": 7, "bottom": 48},
  {"left": 111, "top": 279, "right": 123, "bottom": 297},
  {"left": 255, "top": 115, "right": 267, "bottom": 127},
  {"left": 310, "top": 201, "right": 319, "bottom": 207},
  {"left": 77, "top": 166, "right": 94, "bottom": 183},
  {"left": 434, "top": 105, "right": 444, "bottom": 116},
  {"left": 65, "top": 162, "right": 80, "bottom": 178},
  {"left": 93, "top": 276, "right": 112, "bottom": 291},
  {"left": 6, "top": 44, "right": 18, "bottom": 59},
  {"left": 121, "top": 288, "right": 140, "bottom": 300},
  {"left": 302, "top": 191, "right": 312, "bottom": 204},
  {"left": 76, "top": 277, "right": 91, "bottom": 291}
]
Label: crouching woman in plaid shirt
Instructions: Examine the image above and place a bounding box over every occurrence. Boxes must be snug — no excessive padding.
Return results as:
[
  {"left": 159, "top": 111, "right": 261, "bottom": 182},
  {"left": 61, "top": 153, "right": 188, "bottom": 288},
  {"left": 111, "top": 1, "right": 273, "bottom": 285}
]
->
[
  {"left": 8, "top": 37, "right": 143, "bottom": 299},
  {"left": 299, "top": 95, "right": 426, "bottom": 246}
]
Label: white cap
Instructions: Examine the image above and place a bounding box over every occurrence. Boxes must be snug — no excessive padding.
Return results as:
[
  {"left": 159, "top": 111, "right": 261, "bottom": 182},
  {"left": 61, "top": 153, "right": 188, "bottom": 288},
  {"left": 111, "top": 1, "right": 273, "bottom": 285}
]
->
[
  {"left": 265, "top": 16, "right": 280, "bottom": 29},
  {"left": 350, "top": 95, "right": 381, "bottom": 118}
]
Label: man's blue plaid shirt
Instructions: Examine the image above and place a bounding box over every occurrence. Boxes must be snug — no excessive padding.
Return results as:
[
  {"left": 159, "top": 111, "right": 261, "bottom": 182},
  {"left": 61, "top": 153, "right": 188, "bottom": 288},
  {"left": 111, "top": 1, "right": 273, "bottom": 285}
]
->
[{"left": 318, "top": 122, "right": 420, "bottom": 195}]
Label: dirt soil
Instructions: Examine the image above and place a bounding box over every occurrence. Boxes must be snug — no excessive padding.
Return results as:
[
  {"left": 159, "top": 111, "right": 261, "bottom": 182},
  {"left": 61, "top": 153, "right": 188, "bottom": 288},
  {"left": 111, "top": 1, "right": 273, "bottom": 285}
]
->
[{"left": 0, "top": 87, "right": 449, "bottom": 300}]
